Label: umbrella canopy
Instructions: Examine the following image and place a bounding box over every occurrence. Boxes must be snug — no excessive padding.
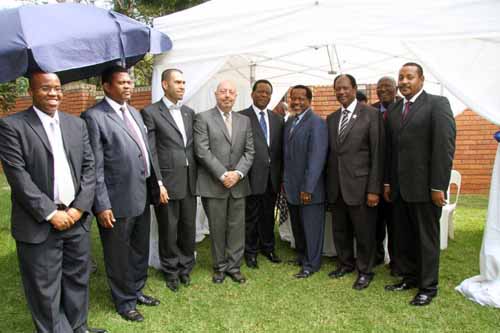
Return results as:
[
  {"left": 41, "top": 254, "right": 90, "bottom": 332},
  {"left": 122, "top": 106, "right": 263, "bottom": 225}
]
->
[{"left": 0, "top": 3, "right": 172, "bottom": 84}]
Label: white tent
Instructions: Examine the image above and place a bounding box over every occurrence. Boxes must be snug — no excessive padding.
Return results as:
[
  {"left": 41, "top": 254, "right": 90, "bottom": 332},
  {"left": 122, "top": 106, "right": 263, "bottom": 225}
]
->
[{"left": 151, "top": 0, "right": 500, "bottom": 306}]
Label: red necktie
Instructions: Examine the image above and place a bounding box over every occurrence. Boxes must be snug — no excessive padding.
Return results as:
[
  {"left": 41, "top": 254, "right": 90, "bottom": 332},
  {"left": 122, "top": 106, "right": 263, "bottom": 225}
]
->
[{"left": 402, "top": 101, "right": 412, "bottom": 120}]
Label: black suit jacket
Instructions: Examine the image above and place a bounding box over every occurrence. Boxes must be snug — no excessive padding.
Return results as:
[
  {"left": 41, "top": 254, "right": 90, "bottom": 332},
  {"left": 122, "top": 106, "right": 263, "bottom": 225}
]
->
[
  {"left": 0, "top": 107, "right": 96, "bottom": 244},
  {"left": 142, "top": 101, "right": 197, "bottom": 200},
  {"left": 326, "top": 102, "right": 384, "bottom": 206},
  {"left": 238, "top": 106, "right": 284, "bottom": 194},
  {"left": 385, "top": 91, "right": 456, "bottom": 202}
]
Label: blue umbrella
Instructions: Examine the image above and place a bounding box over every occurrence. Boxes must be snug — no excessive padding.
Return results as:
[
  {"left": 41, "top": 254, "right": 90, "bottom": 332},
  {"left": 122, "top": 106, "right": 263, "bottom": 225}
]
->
[{"left": 0, "top": 3, "right": 172, "bottom": 84}]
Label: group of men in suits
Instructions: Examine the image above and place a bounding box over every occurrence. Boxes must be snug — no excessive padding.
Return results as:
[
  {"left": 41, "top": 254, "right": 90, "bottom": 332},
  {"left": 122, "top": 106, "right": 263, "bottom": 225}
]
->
[{"left": 0, "top": 61, "right": 456, "bottom": 332}]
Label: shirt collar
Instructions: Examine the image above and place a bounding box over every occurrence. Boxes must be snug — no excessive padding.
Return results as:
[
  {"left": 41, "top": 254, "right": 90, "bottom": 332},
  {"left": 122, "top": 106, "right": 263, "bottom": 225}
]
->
[
  {"left": 252, "top": 104, "right": 267, "bottom": 115},
  {"left": 162, "top": 96, "right": 182, "bottom": 110},
  {"left": 217, "top": 106, "right": 231, "bottom": 117},
  {"left": 404, "top": 88, "right": 424, "bottom": 104},
  {"left": 341, "top": 99, "right": 357, "bottom": 113},
  {"left": 104, "top": 96, "right": 127, "bottom": 113},
  {"left": 33, "top": 106, "right": 60, "bottom": 124}
]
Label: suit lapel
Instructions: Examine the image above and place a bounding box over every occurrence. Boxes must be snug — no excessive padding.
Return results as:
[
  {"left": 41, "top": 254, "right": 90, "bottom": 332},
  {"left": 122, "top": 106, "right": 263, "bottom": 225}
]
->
[
  {"left": 103, "top": 100, "right": 143, "bottom": 152},
  {"left": 248, "top": 107, "right": 268, "bottom": 147},
  {"left": 331, "top": 109, "right": 341, "bottom": 149},
  {"left": 211, "top": 108, "right": 231, "bottom": 144},
  {"left": 58, "top": 112, "right": 77, "bottom": 186},
  {"left": 288, "top": 109, "right": 311, "bottom": 142},
  {"left": 158, "top": 102, "right": 183, "bottom": 140},
  {"left": 24, "top": 107, "right": 52, "bottom": 154},
  {"left": 338, "top": 103, "right": 360, "bottom": 144},
  {"left": 181, "top": 106, "right": 193, "bottom": 144},
  {"left": 231, "top": 112, "right": 241, "bottom": 145}
]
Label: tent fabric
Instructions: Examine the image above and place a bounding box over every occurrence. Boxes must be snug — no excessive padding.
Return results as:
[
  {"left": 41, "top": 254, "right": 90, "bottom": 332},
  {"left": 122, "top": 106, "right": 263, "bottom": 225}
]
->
[{"left": 151, "top": 0, "right": 500, "bottom": 306}]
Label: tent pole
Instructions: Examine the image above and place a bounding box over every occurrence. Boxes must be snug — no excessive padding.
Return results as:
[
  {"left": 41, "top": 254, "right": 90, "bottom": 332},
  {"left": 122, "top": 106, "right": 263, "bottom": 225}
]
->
[{"left": 250, "top": 62, "right": 256, "bottom": 86}]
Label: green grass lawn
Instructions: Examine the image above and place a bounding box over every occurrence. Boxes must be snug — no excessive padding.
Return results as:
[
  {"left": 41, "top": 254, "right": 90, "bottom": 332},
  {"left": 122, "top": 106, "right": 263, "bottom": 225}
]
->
[{"left": 0, "top": 174, "right": 499, "bottom": 332}]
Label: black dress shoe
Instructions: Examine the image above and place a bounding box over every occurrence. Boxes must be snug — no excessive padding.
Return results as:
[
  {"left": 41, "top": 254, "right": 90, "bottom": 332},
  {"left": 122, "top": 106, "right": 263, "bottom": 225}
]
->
[
  {"left": 86, "top": 328, "right": 108, "bottom": 333},
  {"left": 352, "top": 274, "right": 373, "bottom": 290},
  {"left": 328, "top": 267, "right": 354, "bottom": 279},
  {"left": 226, "top": 271, "right": 246, "bottom": 283},
  {"left": 262, "top": 251, "right": 282, "bottom": 263},
  {"left": 294, "top": 269, "right": 313, "bottom": 279},
  {"left": 245, "top": 256, "right": 258, "bottom": 269},
  {"left": 119, "top": 309, "right": 144, "bottom": 322},
  {"left": 166, "top": 279, "right": 180, "bottom": 292},
  {"left": 212, "top": 271, "right": 225, "bottom": 284},
  {"left": 410, "top": 293, "right": 435, "bottom": 306},
  {"left": 384, "top": 280, "right": 416, "bottom": 291},
  {"left": 179, "top": 274, "right": 191, "bottom": 286},
  {"left": 137, "top": 294, "right": 160, "bottom": 306}
]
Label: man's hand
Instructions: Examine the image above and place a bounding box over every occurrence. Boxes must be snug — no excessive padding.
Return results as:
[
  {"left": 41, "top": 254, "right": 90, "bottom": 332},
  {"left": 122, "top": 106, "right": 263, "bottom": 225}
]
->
[
  {"left": 431, "top": 190, "right": 447, "bottom": 207},
  {"left": 50, "top": 211, "right": 75, "bottom": 231},
  {"left": 383, "top": 185, "right": 392, "bottom": 203},
  {"left": 300, "top": 191, "right": 312, "bottom": 205},
  {"left": 366, "top": 193, "right": 380, "bottom": 207},
  {"left": 223, "top": 171, "right": 240, "bottom": 189},
  {"left": 159, "top": 185, "right": 169, "bottom": 204},
  {"left": 97, "top": 209, "right": 115, "bottom": 229},
  {"left": 67, "top": 208, "right": 83, "bottom": 223}
]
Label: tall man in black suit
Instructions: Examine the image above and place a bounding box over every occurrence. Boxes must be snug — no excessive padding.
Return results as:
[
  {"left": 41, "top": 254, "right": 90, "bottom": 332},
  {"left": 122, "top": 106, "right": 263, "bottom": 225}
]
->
[
  {"left": 239, "top": 79, "right": 284, "bottom": 268},
  {"left": 0, "top": 72, "right": 103, "bottom": 333},
  {"left": 372, "top": 76, "right": 401, "bottom": 273},
  {"left": 326, "top": 74, "right": 384, "bottom": 290},
  {"left": 82, "top": 66, "right": 168, "bottom": 322},
  {"left": 142, "top": 68, "right": 197, "bottom": 292},
  {"left": 384, "top": 63, "right": 456, "bottom": 306},
  {"left": 283, "top": 85, "right": 328, "bottom": 279}
]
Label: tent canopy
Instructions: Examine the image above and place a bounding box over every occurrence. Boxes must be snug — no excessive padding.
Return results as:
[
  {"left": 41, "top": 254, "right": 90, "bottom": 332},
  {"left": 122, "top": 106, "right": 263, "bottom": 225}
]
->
[{"left": 152, "top": 0, "right": 500, "bottom": 124}]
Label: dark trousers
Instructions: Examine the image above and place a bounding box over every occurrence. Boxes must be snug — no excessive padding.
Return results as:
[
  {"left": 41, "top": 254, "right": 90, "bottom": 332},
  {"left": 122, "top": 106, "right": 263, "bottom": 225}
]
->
[
  {"left": 202, "top": 196, "right": 245, "bottom": 274},
  {"left": 245, "top": 178, "right": 277, "bottom": 257},
  {"left": 99, "top": 204, "right": 150, "bottom": 314},
  {"left": 392, "top": 197, "right": 441, "bottom": 295},
  {"left": 17, "top": 221, "right": 90, "bottom": 333},
  {"left": 375, "top": 198, "right": 395, "bottom": 265},
  {"left": 155, "top": 170, "right": 196, "bottom": 281},
  {"left": 331, "top": 193, "right": 376, "bottom": 275},
  {"left": 288, "top": 203, "right": 325, "bottom": 272}
]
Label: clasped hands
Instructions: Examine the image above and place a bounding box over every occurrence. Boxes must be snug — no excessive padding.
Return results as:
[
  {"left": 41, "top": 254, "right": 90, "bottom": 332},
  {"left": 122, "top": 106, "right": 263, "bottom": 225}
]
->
[
  {"left": 222, "top": 171, "right": 241, "bottom": 188},
  {"left": 50, "top": 207, "right": 83, "bottom": 231}
]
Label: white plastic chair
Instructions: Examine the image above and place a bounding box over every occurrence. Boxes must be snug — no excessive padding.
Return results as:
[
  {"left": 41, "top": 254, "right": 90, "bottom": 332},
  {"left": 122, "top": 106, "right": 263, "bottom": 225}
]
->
[{"left": 440, "top": 170, "right": 462, "bottom": 249}]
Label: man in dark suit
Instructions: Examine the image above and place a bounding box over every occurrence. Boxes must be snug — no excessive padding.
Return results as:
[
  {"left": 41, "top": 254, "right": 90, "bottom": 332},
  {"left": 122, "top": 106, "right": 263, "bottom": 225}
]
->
[
  {"left": 239, "top": 79, "right": 284, "bottom": 269},
  {"left": 326, "top": 74, "right": 384, "bottom": 290},
  {"left": 283, "top": 85, "right": 328, "bottom": 279},
  {"left": 384, "top": 63, "right": 456, "bottom": 306},
  {"left": 372, "top": 76, "right": 401, "bottom": 273},
  {"left": 194, "top": 80, "right": 254, "bottom": 284},
  {"left": 0, "top": 72, "right": 104, "bottom": 333},
  {"left": 82, "top": 66, "right": 167, "bottom": 322},
  {"left": 142, "top": 68, "right": 197, "bottom": 292}
]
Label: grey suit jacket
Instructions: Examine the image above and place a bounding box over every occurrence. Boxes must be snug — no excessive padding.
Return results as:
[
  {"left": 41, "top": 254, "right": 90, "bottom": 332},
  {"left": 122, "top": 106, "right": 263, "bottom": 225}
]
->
[
  {"left": 81, "top": 99, "right": 160, "bottom": 218},
  {"left": 142, "top": 101, "right": 197, "bottom": 200},
  {"left": 385, "top": 91, "right": 456, "bottom": 202},
  {"left": 326, "top": 102, "right": 384, "bottom": 206},
  {"left": 238, "top": 107, "right": 284, "bottom": 195},
  {"left": 0, "top": 107, "right": 96, "bottom": 244},
  {"left": 194, "top": 107, "right": 255, "bottom": 199}
]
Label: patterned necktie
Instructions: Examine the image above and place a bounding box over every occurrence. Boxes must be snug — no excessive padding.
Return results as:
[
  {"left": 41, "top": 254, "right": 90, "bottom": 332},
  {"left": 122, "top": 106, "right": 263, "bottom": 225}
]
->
[
  {"left": 402, "top": 101, "right": 412, "bottom": 120},
  {"left": 223, "top": 112, "right": 232, "bottom": 138},
  {"left": 289, "top": 116, "right": 299, "bottom": 138},
  {"left": 259, "top": 111, "right": 268, "bottom": 142},
  {"left": 338, "top": 109, "right": 350, "bottom": 141},
  {"left": 120, "top": 107, "right": 148, "bottom": 176}
]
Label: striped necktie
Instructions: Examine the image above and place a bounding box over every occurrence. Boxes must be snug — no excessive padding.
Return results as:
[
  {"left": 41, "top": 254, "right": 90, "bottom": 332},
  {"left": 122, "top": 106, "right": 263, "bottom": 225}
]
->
[{"left": 338, "top": 109, "right": 350, "bottom": 141}]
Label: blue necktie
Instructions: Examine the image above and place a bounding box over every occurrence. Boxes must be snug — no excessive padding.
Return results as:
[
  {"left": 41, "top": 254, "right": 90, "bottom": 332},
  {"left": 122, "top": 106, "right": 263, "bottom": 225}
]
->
[
  {"left": 289, "top": 116, "right": 299, "bottom": 138},
  {"left": 259, "top": 111, "right": 268, "bottom": 142}
]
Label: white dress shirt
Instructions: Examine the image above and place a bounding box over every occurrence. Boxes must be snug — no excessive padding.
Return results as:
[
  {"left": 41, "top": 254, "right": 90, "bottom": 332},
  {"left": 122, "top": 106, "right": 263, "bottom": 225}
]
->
[
  {"left": 338, "top": 99, "right": 358, "bottom": 131},
  {"left": 162, "top": 96, "right": 187, "bottom": 147}
]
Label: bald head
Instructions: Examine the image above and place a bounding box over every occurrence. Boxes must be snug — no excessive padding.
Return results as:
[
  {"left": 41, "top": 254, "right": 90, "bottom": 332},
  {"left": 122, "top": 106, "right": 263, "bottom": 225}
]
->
[{"left": 215, "top": 80, "right": 237, "bottom": 113}]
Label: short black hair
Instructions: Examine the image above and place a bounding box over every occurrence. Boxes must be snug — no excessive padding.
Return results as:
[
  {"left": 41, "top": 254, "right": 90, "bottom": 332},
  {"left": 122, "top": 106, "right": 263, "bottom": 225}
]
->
[
  {"left": 101, "top": 65, "right": 128, "bottom": 85},
  {"left": 333, "top": 74, "right": 357, "bottom": 88},
  {"left": 402, "top": 62, "right": 424, "bottom": 77},
  {"left": 356, "top": 91, "right": 368, "bottom": 103},
  {"left": 290, "top": 85, "right": 312, "bottom": 101},
  {"left": 162, "top": 68, "right": 183, "bottom": 82},
  {"left": 252, "top": 79, "right": 273, "bottom": 94}
]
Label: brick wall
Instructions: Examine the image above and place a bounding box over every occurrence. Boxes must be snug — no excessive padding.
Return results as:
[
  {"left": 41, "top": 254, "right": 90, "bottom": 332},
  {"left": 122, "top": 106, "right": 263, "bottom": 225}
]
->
[{"left": 3, "top": 84, "right": 498, "bottom": 194}]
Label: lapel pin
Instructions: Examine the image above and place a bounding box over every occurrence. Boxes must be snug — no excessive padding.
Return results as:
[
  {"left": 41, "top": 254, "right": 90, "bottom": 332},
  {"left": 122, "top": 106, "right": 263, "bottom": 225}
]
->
[{"left": 352, "top": 114, "right": 357, "bottom": 119}]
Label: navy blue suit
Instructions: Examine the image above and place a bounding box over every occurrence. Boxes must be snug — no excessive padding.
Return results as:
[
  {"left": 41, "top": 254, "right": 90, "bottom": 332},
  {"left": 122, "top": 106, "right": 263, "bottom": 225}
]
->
[{"left": 283, "top": 108, "right": 328, "bottom": 272}]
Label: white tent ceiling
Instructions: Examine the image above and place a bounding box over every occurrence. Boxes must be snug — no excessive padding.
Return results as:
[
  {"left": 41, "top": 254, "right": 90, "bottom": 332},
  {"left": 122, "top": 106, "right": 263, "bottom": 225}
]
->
[{"left": 152, "top": 0, "right": 500, "bottom": 124}]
